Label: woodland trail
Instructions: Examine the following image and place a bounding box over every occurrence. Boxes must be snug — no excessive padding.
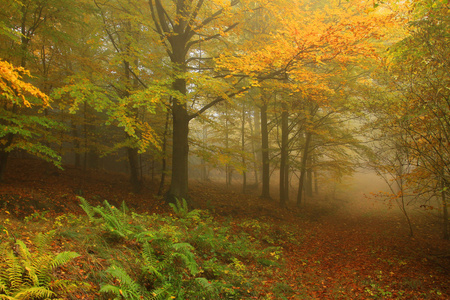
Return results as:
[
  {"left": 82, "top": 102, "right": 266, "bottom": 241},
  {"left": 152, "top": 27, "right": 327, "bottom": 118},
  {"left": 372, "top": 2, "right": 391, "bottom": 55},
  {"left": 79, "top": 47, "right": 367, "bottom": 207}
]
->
[
  {"left": 191, "top": 182, "right": 449, "bottom": 299},
  {"left": 1, "top": 158, "right": 449, "bottom": 299}
]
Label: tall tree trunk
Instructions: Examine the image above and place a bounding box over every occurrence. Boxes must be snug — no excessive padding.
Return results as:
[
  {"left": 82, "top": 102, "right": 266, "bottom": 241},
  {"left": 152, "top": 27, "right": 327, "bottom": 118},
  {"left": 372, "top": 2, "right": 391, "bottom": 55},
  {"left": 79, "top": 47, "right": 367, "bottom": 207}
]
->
[
  {"left": 72, "top": 122, "right": 81, "bottom": 167},
  {"left": 260, "top": 102, "right": 271, "bottom": 199},
  {"left": 83, "top": 102, "right": 88, "bottom": 172},
  {"left": 127, "top": 143, "right": 141, "bottom": 193},
  {"left": 0, "top": 132, "right": 14, "bottom": 182},
  {"left": 253, "top": 106, "right": 261, "bottom": 186},
  {"left": 241, "top": 103, "right": 247, "bottom": 193},
  {"left": 0, "top": 150, "right": 10, "bottom": 182},
  {"left": 166, "top": 77, "right": 189, "bottom": 203},
  {"left": 297, "top": 131, "right": 312, "bottom": 207},
  {"left": 158, "top": 110, "right": 170, "bottom": 196},
  {"left": 248, "top": 110, "right": 259, "bottom": 186},
  {"left": 313, "top": 155, "right": 319, "bottom": 194},
  {"left": 280, "top": 102, "right": 289, "bottom": 208},
  {"left": 306, "top": 154, "right": 313, "bottom": 197},
  {"left": 201, "top": 124, "right": 208, "bottom": 181},
  {"left": 442, "top": 180, "right": 449, "bottom": 240},
  {"left": 225, "top": 103, "right": 232, "bottom": 188}
]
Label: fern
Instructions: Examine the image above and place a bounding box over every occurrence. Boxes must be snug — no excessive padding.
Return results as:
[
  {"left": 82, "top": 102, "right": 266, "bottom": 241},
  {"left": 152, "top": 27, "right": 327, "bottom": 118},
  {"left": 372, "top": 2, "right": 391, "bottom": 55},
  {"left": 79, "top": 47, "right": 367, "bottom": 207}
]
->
[
  {"left": 169, "top": 198, "right": 189, "bottom": 218},
  {"left": 0, "top": 233, "right": 81, "bottom": 299},
  {"left": 141, "top": 242, "right": 163, "bottom": 279},
  {"left": 100, "top": 266, "right": 150, "bottom": 300},
  {"left": 169, "top": 243, "right": 199, "bottom": 275},
  {"left": 14, "top": 286, "right": 56, "bottom": 299},
  {"left": 79, "top": 198, "right": 140, "bottom": 240},
  {"left": 78, "top": 196, "right": 96, "bottom": 221},
  {"left": 48, "top": 251, "right": 81, "bottom": 272},
  {"left": 195, "top": 277, "right": 215, "bottom": 292},
  {"left": 148, "top": 284, "right": 171, "bottom": 300}
]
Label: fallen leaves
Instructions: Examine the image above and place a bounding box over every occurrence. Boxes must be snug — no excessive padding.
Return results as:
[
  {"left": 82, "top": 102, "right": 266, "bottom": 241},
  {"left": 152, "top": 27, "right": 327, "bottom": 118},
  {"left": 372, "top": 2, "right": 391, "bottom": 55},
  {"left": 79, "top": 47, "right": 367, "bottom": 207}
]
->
[{"left": 1, "top": 157, "right": 449, "bottom": 299}]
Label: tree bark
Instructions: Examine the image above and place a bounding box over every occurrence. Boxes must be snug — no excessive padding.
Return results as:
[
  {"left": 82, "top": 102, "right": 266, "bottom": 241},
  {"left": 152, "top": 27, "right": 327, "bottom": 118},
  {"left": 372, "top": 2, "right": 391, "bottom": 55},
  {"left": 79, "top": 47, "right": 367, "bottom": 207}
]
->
[
  {"left": 127, "top": 145, "right": 141, "bottom": 193},
  {"left": 306, "top": 154, "right": 313, "bottom": 197},
  {"left": 166, "top": 77, "right": 190, "bottom": 203},
  {"left": 225, "top": 103, "right": 232, "bottom": 188},
  {"left": 297, "top": 131, "right": 312, "bottom": 207},
  {"left": 0, "top": 148, "right": 11, "bottom": 182},
  {"left": 158, "top": 110, "right": 170, "bottom": 196},
  {"left": 260, "top": 102, "right": 271, "bottom": 199},
  {"left": 442, "top": 180, "right": 449, "bottom": 240},
  {"left": 241, "top": 103, "right": 247, "bottom": 193},
  {"left": 279, "top": 102, "right": 289, "bottom": 208}
]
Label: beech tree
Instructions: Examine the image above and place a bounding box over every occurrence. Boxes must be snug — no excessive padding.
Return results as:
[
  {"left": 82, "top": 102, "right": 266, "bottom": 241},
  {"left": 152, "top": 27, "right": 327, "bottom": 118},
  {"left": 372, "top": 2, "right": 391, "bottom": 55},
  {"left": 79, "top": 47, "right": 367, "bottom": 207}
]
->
[
  {"left": 0, "top": 60, "right": 61, "bottom": 180},
  {"left": 0, "top": 0, "right": 81, "bottom": 180},
  {"left": 366, "top": 0, "right": 449, "bottom": 239},
  {"left": 217, "top": 0, "right": 396, "bottom": 207},
  {"left": 146, "top": 0, "right": 261, "bottom": 202}
]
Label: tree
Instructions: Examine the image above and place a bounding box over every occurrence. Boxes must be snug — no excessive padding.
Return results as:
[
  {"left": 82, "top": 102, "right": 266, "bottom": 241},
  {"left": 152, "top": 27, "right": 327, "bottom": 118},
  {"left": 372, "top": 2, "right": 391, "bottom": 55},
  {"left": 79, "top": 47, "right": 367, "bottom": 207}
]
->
[
  {"left": 147, "top": 0, "right": 259, "bottom": 202},
  {"left": 216, "top": 0, "right": 397, "bottom": 206},
  {"left": 0, "top": 0, "right": 84, "bottom": 180},
  {"left": 0, "top": 60, "right": 61, "bottom": 180},
  {"left": 366, "top": 0, "right": 449, "bottom": 239}
]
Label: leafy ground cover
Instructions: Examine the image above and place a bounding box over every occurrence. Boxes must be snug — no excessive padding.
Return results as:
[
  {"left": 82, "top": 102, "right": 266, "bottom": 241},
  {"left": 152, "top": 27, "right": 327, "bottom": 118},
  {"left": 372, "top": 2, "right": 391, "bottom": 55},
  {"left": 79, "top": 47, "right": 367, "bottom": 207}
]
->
[{"left": 0, "top": 158, "right": 449, "bottom": 299}]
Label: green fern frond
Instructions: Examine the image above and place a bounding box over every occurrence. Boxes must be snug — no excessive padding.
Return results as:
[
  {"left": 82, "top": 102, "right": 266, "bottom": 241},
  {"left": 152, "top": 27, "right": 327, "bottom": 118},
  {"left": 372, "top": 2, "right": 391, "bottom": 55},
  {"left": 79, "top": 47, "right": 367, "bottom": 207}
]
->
[
  {"left": 14, "top": 240, "right": 31, "bottom": 261},
  {"left": 0, "top": 237, "right": 81, "bottom": 299},
  {"left": 169, "top": 243, "right": 199, "bottom": 275},
  {"left": 170, "top": 242, "right": 194, "bottom": 252},
  {"left": 133, "top": 231, "right": 156, "bottom": 243},
  {"left": 78, "top": 196, "right": 96, "bottom": 221},
  {"left": 49, "top": 252, "right": 80, "bottom": 271},
  {"left": 99, "top": 284, "right": 122, "bottom": 298},
  {"left": 3, "top": 252, "right": 23, "bottom": 292},
  {"left": 101, "top": 266, "right": 149, "bottom": 300},
  {"left": 120, "top": 201, "right": 129, "bottom": 215},
  {"left": 34, "top": 231, "right": 56, "bottom": 254},
  {"left": 106, "top": 266, "right": 142, "bottom": 293},
  {"left": 195, "top": 277, "right": 215, "bottom": 292},
  {"left": 141, "top": 243, "right": 163, "bottom": 279},
  {"left": 48, "top": 279, "right": 82, "bottom": 294},
  {"left": 148, "top": 283, "right": 171, "bottom": 300},
  {"left": 169, "top": 198, "right": 189, "bottom": 217},
  {"left": 0, "top": 295, "right": 15, "bottom": 300},
  {"left": 100, "top": 284, "right": 143, "bottom": 300},
  {"left": 14, "top": 286, "right": 55, "bottom": 299}
]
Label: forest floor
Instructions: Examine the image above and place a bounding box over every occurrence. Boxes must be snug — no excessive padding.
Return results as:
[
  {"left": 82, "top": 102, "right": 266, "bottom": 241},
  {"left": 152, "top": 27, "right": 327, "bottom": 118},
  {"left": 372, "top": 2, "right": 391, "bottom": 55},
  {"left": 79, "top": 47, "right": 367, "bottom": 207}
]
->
[{"left": 1, "top": 157, "right": 449, "bottom": 299}]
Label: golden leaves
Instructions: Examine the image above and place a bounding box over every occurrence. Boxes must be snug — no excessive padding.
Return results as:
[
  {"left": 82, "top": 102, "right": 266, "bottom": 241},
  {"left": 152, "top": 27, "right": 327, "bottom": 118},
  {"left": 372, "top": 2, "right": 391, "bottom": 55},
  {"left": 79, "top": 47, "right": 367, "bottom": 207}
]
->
[{"left": 0, "top": 60, "right": 50, "bottom": 108}]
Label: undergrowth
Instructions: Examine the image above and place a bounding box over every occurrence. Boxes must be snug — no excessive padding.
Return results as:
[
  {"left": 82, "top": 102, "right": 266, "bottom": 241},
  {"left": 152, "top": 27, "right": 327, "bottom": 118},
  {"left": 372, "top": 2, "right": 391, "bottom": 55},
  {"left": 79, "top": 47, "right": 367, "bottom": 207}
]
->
[{"left": 0, "top": 197, "right": 285, "bottom": 299}]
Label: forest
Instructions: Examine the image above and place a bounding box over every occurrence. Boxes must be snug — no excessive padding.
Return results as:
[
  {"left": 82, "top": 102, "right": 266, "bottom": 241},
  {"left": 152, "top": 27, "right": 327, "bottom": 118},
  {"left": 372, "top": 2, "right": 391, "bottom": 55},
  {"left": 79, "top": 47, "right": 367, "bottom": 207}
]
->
[{"left": 0, "top": 0, "right": 449, "bottom": 299}]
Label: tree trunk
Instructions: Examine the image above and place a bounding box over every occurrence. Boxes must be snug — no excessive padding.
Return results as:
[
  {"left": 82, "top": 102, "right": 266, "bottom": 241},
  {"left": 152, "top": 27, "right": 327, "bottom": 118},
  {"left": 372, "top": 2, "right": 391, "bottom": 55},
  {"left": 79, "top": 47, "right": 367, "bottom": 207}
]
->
[
  {"left": 241, "top": 103, "right": 247, "bottom": 193},
  {"left": 166, "top": 78, "right": 189, "bottom": 203},
  {"left": 158, "top": 110, "right": 170, "bottom": 196},
  {"left": 253, "top": 106, "right": 261, "bottom": 186},
  {"left": 306, "top": 154, "right": 313, "bottom": 197},
  {"left": 225, "top": 103, "right": 231, "bottom": 188},
  {"left": 248, "top": 109, "right": 259, "bottom": 186},
  {"left": 313, "top": 155, "right": 319, "bottom": 194},
  {"left": 127, "top": 145, "right": 141, "bottom": 193},
  {"left": 279, "top": 102, "right": 289, "bottom": 208},
  {"left": 297, "top": 131, "right": 312, "bottom": 207},
  {"left": 260, "top": 102, "right": 271, "bottom": 199},
  {"left": 0, "top": 150, "right": 10, "bottom": 182},
  {"left": 442, "top": 180, "right": 449, "bottom": 240}
]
